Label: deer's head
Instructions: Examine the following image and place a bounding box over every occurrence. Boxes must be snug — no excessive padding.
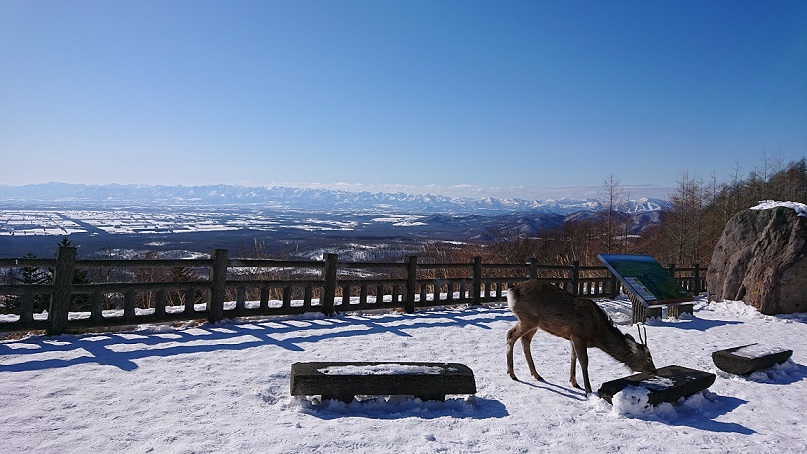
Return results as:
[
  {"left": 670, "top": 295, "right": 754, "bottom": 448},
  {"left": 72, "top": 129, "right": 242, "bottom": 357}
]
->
[{"left": 624, "top": 326, "right": 657, "bottom": 374}]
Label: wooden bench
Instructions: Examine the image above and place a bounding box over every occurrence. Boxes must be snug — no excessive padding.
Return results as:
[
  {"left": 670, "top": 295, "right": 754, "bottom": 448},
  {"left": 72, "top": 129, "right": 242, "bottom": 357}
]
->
[
  {"left": 712, "top": 344, "right": 793, "bottom": 375},
  {"left": 290, "top": 361, "right": 477, "bottom": 403},
  {"left": 597, "top": 365, "right": 716, "bottom": 405}
]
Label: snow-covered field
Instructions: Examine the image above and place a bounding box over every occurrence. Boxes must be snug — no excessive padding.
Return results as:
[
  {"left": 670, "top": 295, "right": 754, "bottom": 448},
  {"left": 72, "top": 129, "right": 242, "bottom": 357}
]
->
[{"left": 2, "top": 296, "right": 805, "bottom": 453}]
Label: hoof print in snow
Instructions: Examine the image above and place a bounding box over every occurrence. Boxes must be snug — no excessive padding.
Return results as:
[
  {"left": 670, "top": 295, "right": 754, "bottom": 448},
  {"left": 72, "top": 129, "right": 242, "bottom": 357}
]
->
[
  {"left": 712, "top": 344, "right": 793, "bottom": 375},
  {"left": 597, "top": 365, "right": 716, "bottom": 405}
]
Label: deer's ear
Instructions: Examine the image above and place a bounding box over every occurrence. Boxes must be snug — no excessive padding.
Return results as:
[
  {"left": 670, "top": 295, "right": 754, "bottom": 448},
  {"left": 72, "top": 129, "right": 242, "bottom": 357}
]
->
[{"left": 625, "top": 333, "right": 635, "bottom": 342}]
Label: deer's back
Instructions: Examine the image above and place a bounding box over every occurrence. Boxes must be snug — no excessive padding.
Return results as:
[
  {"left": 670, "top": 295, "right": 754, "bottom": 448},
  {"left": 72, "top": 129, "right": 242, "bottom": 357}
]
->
[{"left": 508, "top": 281, "right": 607, "bottom": 341}]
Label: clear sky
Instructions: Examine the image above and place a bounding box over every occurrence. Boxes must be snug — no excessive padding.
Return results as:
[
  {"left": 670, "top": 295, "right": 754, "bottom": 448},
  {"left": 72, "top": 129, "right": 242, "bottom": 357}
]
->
[{"left": 1, "top": 1, "right": 805, "bottom": 200}]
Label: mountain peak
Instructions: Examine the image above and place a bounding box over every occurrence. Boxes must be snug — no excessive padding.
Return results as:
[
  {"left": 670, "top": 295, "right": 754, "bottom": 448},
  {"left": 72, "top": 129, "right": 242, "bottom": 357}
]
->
[{"left": 0, "top": 183, "right": 670, "bottom": 215}]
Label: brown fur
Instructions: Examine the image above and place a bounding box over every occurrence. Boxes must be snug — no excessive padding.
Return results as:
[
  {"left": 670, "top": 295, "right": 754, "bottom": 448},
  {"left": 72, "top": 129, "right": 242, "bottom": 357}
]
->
[{"left": 506, "top": 281, "right": 656, "bottom": 393}]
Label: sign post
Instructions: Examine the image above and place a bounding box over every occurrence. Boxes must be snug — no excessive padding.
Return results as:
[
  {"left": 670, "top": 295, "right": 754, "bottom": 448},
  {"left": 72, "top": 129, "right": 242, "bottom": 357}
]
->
[{"left": 597, "top": 254, "right": 693, "bottom": 323}]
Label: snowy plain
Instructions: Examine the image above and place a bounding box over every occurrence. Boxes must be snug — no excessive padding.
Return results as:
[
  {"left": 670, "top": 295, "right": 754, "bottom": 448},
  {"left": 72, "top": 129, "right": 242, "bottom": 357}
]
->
[{"left": 1, "top": 295, "right": 805, "bottom": 453}]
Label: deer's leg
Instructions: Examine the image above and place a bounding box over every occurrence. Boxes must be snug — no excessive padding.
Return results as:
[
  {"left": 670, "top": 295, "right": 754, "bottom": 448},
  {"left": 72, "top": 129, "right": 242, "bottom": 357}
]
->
[
  {"left": 571, "top": 336, "right": 592, "bottom": 394},
  {"left": 506, "top": 323, "right": 543, "bottom": 381},
  {"left": 520, "top": 327, "right": 543, "bottom": 381},
  {"left": 569, "top": 340, "right": 580, "bottom": 389},
  {"left": 506, "top": 323, "right": 524, "bottom": 380}
]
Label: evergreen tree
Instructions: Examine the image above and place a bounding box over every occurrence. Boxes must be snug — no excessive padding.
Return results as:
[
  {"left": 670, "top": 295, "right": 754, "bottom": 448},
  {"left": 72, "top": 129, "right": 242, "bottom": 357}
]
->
[{"left": 13, "top": 252, "right": 52, "bottom": 312}]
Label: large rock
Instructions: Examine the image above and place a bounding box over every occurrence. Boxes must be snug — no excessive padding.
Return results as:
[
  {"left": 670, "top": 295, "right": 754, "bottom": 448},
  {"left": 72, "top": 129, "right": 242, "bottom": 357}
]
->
[{"left": 707, "top": 202, "right": 807, "bottom": 314}]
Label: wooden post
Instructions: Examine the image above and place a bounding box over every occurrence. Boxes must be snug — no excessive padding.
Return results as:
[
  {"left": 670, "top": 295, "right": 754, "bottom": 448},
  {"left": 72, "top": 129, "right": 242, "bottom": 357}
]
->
[
  {"left": 405, "top": 255, "right": 417, "bottom": 314},
  {"left": 154, "top": 288, "right": 167, "bottom": 317},
  {"left": 609, "top": 273, "right": 620, "bottom": 299},
  {"left": 208, "top": 249, "right": 228, "bottom": 323},
  {"left": 391, "top": 285, "right": 400, "bottom": 305},
  {"left": 359, "top": 285, "right": 368, "bottom": 306},
  {"left": 692, "top": 263, "right": 701, "bottom": 294},
  {"left": 184, "top": 286, "right": 196, "bottom": 313},
  {"left": 284, "top": 286, "right": 294, "bottom": 308},
  {"left": 260, "top": 286, "right": 269, "bottom": 311},
  {"left": 90, "top": 291, "right": 103, "bottom": 323},
  {"left": 48, "top": 245, "right": 76, "bottom": 335},
  {"left": 305, "top": 285, "right": 314, "bottom": 308},
  {"left": 20, "top": 288, "right": 34, "bottom": 327},
  {"left": 323, "top": 253, "right": 338, "bottom": 316},
  {"left": 631, "top": 298, "right": 645, "bottom": 325},
  {"left": 124, "top": 290, "right": 136, "bottom": 321},
  {"left": 529, "top": 258, "right": 537, "bottom": 279},
  {"left": 570, "top": 261, "right": 580, "bottom": 296},
  {"left": 472, "top": 256, "right": 482, "bottom": 306},
  {"left": 236, "top": 286, "right": 246, "bottom": 311}
]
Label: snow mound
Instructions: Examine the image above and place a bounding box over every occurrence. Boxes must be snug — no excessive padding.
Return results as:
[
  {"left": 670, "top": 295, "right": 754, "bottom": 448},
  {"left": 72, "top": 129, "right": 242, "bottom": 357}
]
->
[
  {"left": 609, "top": 388, "right": 722, "bottom": 422},
  {"left": 750, "top": 200, "right": 807, "bottom": 217}
]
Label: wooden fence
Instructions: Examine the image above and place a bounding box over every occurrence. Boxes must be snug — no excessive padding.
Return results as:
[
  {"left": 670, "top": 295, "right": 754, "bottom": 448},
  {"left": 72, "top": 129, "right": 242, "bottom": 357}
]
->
[{"left": 0, "top": 246, "right": 707, "bottom": 335}]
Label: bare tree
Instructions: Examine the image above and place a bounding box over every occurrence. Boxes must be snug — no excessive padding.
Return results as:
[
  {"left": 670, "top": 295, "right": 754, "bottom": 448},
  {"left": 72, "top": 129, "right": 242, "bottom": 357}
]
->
[
  {"left": 664, "top": 170, "right": 708, "bottom": 265},
  {"left": 598, "top": 174, "right": 626, "bottom": 254}
]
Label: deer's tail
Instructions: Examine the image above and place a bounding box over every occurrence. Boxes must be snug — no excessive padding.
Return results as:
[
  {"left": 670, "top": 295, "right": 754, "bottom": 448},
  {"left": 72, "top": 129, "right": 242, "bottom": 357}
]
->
[{"left": 506, "top": 287, "right": 519, "bottom": 310}]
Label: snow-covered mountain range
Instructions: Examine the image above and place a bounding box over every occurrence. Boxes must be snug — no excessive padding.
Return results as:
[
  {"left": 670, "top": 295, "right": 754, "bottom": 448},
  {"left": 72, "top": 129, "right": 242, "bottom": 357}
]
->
[{"left": 0, "top": 183, "right": 669, "bottom": 215}]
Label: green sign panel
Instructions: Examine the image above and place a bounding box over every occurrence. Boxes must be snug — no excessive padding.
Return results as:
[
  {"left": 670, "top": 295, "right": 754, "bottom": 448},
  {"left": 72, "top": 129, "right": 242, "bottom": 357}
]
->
[{"left": 597, "top": 254, "right": 692, "bottom": 307}]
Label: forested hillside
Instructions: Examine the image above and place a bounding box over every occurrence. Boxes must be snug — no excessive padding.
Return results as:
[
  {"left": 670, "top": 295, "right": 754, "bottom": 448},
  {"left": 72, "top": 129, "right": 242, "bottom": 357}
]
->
[{"left": 427, "top": 158, "right": 807, "bottom": 268}]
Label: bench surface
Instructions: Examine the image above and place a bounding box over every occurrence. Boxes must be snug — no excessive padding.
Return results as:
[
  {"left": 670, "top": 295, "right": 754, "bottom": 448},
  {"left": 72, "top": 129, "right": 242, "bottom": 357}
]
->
[
  {"left": 290, "top": 361, "right": 477, "bottom": 403},
  {"left": 597, "top": 365, "right": 716, "bottom": 405},
  {"left": 712, "top": 344, "right": 793, "bottom": 375}
]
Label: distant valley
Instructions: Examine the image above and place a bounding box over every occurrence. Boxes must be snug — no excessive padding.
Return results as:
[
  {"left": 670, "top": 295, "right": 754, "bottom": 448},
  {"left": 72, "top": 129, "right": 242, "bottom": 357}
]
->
[{"left": 0, "top": 183, "right": 668, "bottom": 260}]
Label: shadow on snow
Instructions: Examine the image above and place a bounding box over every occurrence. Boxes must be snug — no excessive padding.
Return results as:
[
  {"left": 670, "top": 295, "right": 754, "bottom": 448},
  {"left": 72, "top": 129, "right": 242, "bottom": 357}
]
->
[
  {"left": 293, "top": 395, "right": 510, "bottom": 420},
  {"left": 0, "top": 307, "right": 516, "bottom": 373}
]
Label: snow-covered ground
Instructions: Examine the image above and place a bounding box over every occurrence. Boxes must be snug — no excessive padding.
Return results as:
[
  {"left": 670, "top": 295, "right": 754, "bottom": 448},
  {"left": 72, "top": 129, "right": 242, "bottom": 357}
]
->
[{"left": 2, "top": 296, "right": 805, "bottom": 453}]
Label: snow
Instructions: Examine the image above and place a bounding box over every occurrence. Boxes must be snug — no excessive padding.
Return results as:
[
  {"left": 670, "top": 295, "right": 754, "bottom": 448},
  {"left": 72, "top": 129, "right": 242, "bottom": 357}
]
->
[
  {"left": 2, "top": 296, "right": 806, "bottom": 453},
  {"left": 732, "top": 343, "right": 790, "bottom": 359},
  {"left": 318, "top": 364, "right": 452, "bottom": 375},
  {"left": 750, "top": 200, "right": 807, "bottom": 217}
]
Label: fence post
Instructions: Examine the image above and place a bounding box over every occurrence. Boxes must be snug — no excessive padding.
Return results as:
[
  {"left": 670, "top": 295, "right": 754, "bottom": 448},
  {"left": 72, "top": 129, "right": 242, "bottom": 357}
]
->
[
  {"left": 529, "top": 258, "right": 537, "bottom": 279},
  {"left": 472, "top": 256, "right": 482, "bottom": 306},
  {"left": 20, "top": 288, "right": 34, "bottom": 327},
  {"left": 49, "top": 245, "right": 76, "bottom": 335},
  {"left": 124, "top": 290, "right": 136, "bottom": 321},
  {"left": 405, "top": 256, "right": 417, "bottom": 313},
  {"left": 154, "top": 288, "right": 167, "bottom": 317},
  {"left": 208, "top": 249, "right": 228, "bottom": 323},
  {"left": 570, "top": 260, "right": 580, "bottom": 296},
  {"left": 609, "top": 273, "right": 620, "bottom": 299},
  {"left": 323, "top": 253, "right": 338, "bottom": 316},
  {"left": 692, "top": 263, "right": 701, "bottom": 294}
]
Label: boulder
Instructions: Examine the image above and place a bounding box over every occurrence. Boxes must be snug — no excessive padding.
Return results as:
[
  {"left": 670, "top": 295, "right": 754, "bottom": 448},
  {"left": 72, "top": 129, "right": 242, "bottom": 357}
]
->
[{"left": 707, "top": 202, "right": 807, "bottom": 314}]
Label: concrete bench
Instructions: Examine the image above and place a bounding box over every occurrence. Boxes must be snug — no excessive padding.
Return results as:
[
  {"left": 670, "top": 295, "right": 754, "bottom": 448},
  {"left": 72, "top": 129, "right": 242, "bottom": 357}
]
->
[
  {"left": 712, "top": 344, "right": 793, "bottom": 375},
  {"left": 290, "top": 361, "right": 477, "bottom": 403},
  {"left": 597, "top": 365, "right": 716, "bottom": 405}
]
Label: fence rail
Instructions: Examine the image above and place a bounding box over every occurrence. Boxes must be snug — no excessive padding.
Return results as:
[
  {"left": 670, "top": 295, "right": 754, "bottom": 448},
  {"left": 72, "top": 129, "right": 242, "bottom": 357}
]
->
[{"left": 0, "top": 247, "right": 708, "bottom": 335}]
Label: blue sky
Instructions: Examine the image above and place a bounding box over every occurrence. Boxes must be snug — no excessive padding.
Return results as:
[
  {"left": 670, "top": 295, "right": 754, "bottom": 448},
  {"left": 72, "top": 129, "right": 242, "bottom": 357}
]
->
[{"left": 1, "top": 1, "right": 805, "bottom": 200}]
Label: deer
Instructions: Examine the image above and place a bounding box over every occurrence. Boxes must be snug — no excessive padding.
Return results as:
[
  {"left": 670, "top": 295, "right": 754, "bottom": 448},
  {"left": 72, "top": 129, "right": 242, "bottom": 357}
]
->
[{"left": 505, "top": 280, "right": 656, "bottom": 394}]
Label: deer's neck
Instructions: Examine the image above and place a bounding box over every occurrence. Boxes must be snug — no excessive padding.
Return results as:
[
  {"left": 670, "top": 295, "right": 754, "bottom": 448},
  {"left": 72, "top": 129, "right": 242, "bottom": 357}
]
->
[{"left": 598, "top": 331, "right": 636, "bottom": 365}]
